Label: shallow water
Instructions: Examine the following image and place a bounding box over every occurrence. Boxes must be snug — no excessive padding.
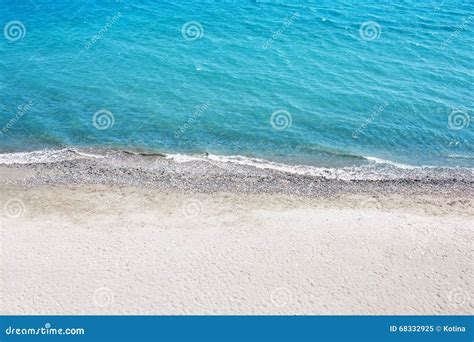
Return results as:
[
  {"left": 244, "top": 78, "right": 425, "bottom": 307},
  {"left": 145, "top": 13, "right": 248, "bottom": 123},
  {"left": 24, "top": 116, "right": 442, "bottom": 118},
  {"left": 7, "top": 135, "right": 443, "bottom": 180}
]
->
[{"left": 1, "top": 0, "right": 473, "bottom": 168}]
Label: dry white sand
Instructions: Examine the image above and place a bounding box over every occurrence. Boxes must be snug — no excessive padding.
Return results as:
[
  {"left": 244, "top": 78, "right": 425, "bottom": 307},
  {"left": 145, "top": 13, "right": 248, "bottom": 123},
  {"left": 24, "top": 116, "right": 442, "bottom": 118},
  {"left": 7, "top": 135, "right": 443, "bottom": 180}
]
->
[{"left": 0, "top": 184, "right": 472, "bottom": 315}]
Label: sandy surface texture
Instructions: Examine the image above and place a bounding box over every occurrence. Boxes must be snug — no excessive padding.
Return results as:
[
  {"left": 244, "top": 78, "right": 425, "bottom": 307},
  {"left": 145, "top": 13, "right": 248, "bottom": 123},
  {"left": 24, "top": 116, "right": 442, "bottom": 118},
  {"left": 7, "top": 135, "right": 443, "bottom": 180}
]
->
[{"left": 1, "top": 184, "right": 472, "bottom": 315}]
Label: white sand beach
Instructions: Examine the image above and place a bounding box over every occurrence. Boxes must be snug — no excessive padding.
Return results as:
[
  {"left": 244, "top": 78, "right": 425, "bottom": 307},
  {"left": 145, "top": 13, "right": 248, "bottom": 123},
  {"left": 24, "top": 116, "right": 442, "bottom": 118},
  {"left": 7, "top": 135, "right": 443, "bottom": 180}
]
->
[{"left": 1, "top": 181, "right": 472, "bottom": 315}]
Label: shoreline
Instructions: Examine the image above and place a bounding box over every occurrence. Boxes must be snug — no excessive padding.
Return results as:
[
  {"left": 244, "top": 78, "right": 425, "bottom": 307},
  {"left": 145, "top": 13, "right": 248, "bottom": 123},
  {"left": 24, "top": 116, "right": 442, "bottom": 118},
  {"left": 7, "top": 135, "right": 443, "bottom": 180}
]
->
[
  {"left": 0, "top": 148, "right": 472, "bottom": 198},
  {"left": 0, "top": 147, "right": 473, "bottom": 178}
]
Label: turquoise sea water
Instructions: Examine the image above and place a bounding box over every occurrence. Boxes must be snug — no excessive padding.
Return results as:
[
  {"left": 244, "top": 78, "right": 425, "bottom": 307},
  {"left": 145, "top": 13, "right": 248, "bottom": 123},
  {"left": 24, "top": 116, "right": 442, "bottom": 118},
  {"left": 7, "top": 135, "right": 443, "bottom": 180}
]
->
[{"left": 1, "top": 0, "right": 473, "bottom": 168}]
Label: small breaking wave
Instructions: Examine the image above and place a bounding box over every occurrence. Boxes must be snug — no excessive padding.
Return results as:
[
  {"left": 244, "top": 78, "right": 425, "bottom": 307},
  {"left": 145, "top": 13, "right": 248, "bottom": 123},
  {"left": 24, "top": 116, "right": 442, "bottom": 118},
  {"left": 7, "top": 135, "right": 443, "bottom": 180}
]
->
[
  {"left": 164, "top": 153, "right": 411, "bottom": 180},
  {"left": 165, "top": 152, "right": 471, "bottom": 181},
  {"left": 362, "top": 156, "right": 417, "bottom": 169},
  {"left": 0, "top": 148, "right": 471, "bottom": 182},
  {"left": 0, "top": 148, "right": 104, "bottom": 165}
]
